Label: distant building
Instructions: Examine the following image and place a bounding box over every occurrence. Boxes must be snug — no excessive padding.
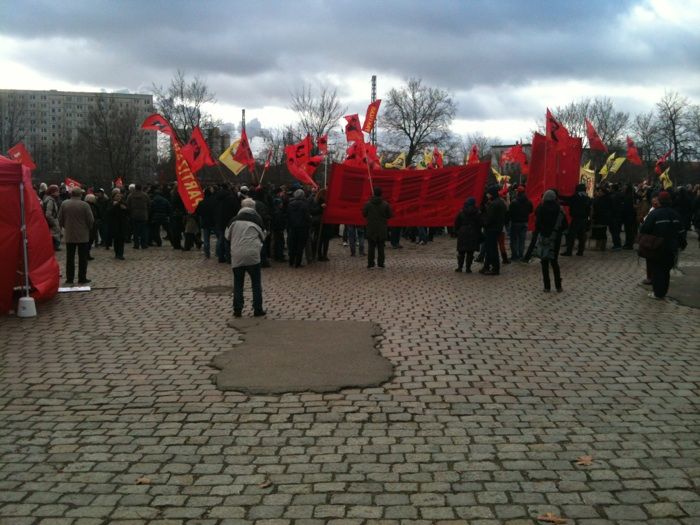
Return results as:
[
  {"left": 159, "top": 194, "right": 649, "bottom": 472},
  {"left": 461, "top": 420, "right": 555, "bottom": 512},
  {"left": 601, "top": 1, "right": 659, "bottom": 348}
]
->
[{"left": 0, "top": 88, "right": 157, "bottom": 180}]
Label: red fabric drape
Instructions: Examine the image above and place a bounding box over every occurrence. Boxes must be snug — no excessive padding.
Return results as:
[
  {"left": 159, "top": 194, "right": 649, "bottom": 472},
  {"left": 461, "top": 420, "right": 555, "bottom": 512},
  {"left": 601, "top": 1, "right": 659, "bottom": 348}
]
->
[
  {"left": 324, "top": 162, "right": 490, "bottom": 227},
  {"left": 0, "top": 156, "right": 59, "bottom": 314}
]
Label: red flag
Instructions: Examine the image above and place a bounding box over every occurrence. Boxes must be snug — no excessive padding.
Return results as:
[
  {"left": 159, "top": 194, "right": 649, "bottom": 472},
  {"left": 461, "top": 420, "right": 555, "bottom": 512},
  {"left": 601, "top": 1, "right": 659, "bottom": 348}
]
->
[
  {"left": 302, "top": 155, "right": 324, "bottom": 176},
  {"left": 173, "top": 142, "right": 204, "bottom": 213},
  {"left": 7, "top": 142, "right": 37, "bottom": 170},
  {"left": 289, "top": 135, "right": 312, "bottom": 165},
  {"left": 181, "top": 127, "right": 216, "bottom": 174},
  {"left": 232, "top": 129, "right": 256, "bottom": 172},
  {"left": 626, "top": 136, "right": 642, "bottom": 165},
  {"left": 585, "top": 118, "right": 607, "bottom": 153},
  {"left": 362, "top": 100, "right": 381, "bottom": 133},
  {"left": 344, "top": 114, "right": 364, "bottom": 143},
  {"left": 546, "top": 109, "right": 570, "bottom": 145},
  {"left": 64, "top": 177, "right": 81, "bottom": 188},
  {"left": 285, "top": 144, "right": 318, "bottom": 188},
  {"left": 433, "top": 147, "right": 443, "bottom": 168},
  {"left": 114, "top": 177, "right": 124, "bottom": 188},
  {"left": 141, "top": 113, "right": 180, "bottom": 144},
  {"left": 467, "top": 144, "right": 479, "bottom": 165},
  {"left": 654, "top": 148, "right": 673, "bottom": 175},
  {"left": 317, "top": 135, "right": 328, "bottom": 155}
]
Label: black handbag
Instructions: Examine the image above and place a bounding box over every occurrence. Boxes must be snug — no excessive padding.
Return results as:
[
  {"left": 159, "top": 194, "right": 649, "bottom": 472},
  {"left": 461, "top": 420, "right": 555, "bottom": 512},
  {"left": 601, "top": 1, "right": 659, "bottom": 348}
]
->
[{"left": 637, "top": 233, "right": 664, "bottom": 259}]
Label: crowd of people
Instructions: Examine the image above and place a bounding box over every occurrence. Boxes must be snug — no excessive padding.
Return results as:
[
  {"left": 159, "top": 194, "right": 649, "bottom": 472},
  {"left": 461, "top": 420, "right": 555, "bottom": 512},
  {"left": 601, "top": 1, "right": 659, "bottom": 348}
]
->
[{"left": 36, "top": 178, "right": 698, "bottom": 313}]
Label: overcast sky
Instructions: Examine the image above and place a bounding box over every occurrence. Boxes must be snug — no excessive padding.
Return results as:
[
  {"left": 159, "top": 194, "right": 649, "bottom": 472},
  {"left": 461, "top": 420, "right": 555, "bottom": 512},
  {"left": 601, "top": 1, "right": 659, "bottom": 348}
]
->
[{"left": 1, "top": 0, "right": 698, "bottom": 142}]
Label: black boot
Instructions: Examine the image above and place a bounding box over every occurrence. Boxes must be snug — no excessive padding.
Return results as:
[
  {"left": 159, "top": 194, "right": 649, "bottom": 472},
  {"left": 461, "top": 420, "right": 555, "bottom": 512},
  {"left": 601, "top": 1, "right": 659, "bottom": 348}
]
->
[{"left": 455, "top": 253, "right": 465, "bottom": 272}]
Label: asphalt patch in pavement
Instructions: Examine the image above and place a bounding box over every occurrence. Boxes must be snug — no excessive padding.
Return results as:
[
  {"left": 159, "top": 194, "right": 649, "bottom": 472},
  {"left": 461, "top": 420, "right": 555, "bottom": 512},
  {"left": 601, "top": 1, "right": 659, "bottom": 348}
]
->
[
  {"left": 667, "top": 267, "right": 700, "bottom": 309},
  {"left": 211, "top": 319, "right": 393, "bottom": 394}
]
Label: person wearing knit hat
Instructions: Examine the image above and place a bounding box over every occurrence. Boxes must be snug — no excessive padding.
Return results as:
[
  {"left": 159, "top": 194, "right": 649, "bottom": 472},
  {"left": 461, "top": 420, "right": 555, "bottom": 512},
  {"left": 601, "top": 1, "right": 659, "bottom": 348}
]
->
[
  {"left": 639, "top": 190, "right": 687, "bottom": 299},
  {"left": 534, "top": 189, "right": 567, "bottom": 292}
]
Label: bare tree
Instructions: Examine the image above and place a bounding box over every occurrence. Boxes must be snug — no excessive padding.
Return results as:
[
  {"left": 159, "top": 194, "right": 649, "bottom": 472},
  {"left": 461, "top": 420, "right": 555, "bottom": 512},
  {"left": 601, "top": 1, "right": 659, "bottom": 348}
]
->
[
  {"left": 290, "top": 84, "right": 346, "bottom": 139},
  {"left": 656, "top": 91, "right": 692, "bottom": 163},
  {"left": 75, "top": 95, "right": 154, "bottom": 186},
  {"left": 631, "top": 110, "right": 663, "bottom": 163},
  {"left": 152, "top": 69, "right": 217, "bottom": 143},
  {"left": 0, "top": 93, "right": 28, "bottom": 153},
  {"left": 462, "top": 132, "right": 501, "bottom": 163},
  {"left": 688, "top": 105, "right": 700, "bottom": 160},
  {"left": 552, "top": 97, "right": 628, "bottom": 148},
  {"left": 382, "top": 78, "right": 457, "bottom": 166}
]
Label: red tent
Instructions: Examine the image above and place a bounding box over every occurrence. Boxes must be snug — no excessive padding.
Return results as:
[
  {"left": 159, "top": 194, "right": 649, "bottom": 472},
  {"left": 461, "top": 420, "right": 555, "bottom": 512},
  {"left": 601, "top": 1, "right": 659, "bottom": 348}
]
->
[{"left": 0, "top": 156, "right": 59, "bottom": 314}]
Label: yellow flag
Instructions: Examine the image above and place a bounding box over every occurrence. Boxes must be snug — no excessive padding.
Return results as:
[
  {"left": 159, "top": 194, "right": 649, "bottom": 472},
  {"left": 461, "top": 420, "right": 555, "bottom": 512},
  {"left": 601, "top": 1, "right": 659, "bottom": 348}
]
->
[
  {"left": 609, "top": 157, "right": 626, "bottom": 174},
  {"left": 219, "top": 140, "right": 246, "bottom": 175},
  {"left": 599, "top": 152, "right": 616, "bottom": 179},
  {"left": 491, "top": 166, "right": 510, "bottom": 184},
  {"left": 659, "top": 167, "right": 672, "bottom": 189},
  {"left": 416, "top": 149, "right": 432, "bottom": 170},
  {"left": 383, "top": 152, "right": 406, "bottom": 169},
  {"left": 583, "top": 160, "right": 592, "bottom": 170}
]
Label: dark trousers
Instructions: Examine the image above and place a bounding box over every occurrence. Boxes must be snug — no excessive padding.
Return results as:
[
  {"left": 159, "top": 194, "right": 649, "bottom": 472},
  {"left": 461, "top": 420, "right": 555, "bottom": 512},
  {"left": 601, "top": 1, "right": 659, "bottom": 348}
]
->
[
  {"left": 317, "top": 237, "right": 330, "bottom": 259},
  {"left": 288, "top": 227, "right": 308, "bottom": 267},
  {"left": 170, "top": 218, "right": 183, "bottom": 249},
  {"left": 524, "top": 231, "right": 539, "bottom": 260},
  {"left": 367, "top": 238, "right": 385, "bottom": 267},
  {"left": 232, "top": 264, "right": 263, "bottom": 314},
  {"left": 389, "top": 227, "right": 402, "bottom": 248},
  {"left": 65, "top": 242, "right": 89, "bottom": 282},
  {"left": 132, "top": 219, "right": 148, "bottom": 248},
  {"left": 457, "top": 251, "right": 474, "bottom": 271},
  {"left": 150, "top": 219, "right": 169, "bottom": 247},
  {"left": 272, "top": 230, "right": 286, "bottom": 261},
  {"left": 113, "top": 237, "right": 125, "bottom": 258},
  {"left": 624, "top": 221, "right": 638, "bottom": 248},
  {"left": 541, "top": 258, "right": 561, "bottom": 290},
  {"left": 565, "top": 221, "right": 587, "bottom": 255},
  {"left": 609, "top": 220, "right": 622, "bottom": 248},
  {"left": 484, "top": 230, "right": 500, "bottom": 273},
  {"left": 648, "top": 253, "right": 674, "bottom": 298}
]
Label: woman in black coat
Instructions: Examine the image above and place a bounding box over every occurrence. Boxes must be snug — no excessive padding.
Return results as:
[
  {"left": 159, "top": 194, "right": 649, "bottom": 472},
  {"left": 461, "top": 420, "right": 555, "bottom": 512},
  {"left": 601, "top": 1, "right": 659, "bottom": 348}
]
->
[
  {"left": 107, "top": 192, "right": 130, "bottom": 260},
  {"left": 454, "top": 197, "right": 483, "bottom": 273},
  {"left": 535, "top": 190, "right": 568, "bottom": 292}
]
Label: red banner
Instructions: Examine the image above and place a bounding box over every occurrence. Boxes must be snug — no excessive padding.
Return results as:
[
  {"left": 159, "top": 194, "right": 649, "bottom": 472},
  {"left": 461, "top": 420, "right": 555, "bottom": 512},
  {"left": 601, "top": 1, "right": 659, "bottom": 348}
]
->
[
  {"left": 526, "top": 132, "right": 581, "bottom": 229},
  {"left": 324, "top": 162, "right": 490, "bottom": 227},
  {"left": 362, "top": 100, "right": 381, "bottom": 133},
  {"left": 181, "top": 126, "right": 216, "bottom": 174},
  {"left": 65, "top": 177, "right": 82, "bottom": 188},
  {"left": 344, "top": 114, "right": 364, "bottom": 143},
  {"left": 173, "top": 142, "right": 204, "bottom": 214}
]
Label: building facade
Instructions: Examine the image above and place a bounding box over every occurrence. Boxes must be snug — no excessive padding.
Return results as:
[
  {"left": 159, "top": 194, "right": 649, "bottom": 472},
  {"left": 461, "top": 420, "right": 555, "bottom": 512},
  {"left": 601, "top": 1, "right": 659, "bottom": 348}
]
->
[{"left": 0, "top": 89, "right": 157, "bottom": 184}]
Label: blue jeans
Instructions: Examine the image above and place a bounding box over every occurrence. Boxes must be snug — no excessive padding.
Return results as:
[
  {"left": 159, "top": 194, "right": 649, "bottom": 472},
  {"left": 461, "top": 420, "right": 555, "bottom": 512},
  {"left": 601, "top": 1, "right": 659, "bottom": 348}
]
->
[
  {"left": 347, "top": 225, "right": 365, "bottom": 255},
  {"left": 232, "top": 264, "right": 263, "bottom": 314},
  {"left": 509, "top": 222, "right": 528, "bottom": 260},
  {"left": 201, "top": 227, "right": 218, "bottom": 258}
]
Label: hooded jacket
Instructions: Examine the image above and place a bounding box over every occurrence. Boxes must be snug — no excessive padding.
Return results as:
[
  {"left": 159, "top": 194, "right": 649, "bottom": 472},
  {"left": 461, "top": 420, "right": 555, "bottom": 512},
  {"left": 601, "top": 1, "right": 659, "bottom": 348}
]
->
[{"left": 225, "top": 208, "right": 265, "bottom": 268}]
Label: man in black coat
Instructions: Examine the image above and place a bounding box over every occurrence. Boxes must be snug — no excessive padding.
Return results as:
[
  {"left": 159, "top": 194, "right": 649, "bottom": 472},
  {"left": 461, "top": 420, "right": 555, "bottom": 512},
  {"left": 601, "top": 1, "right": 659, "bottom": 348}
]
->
[
  {"left": 561, "top": 183, "right": 592, "bottom": 256},
  {"left": 507, "top": 186, "right": 532, "bottom": 261},
  {"left": 286, "top": 189, "right": 312, "bottom": 268},
  {"left": 480, "top": 186, "right": 507, "bottom": 275},
  {"left": 640, "top": 191, "right": 686, "bottom": 299},
  {"left": 215, "top": 184, "right": 240, "bottom": 263},
  {"left": 149, "top": 189, "right": 172, "bottom": 247}
]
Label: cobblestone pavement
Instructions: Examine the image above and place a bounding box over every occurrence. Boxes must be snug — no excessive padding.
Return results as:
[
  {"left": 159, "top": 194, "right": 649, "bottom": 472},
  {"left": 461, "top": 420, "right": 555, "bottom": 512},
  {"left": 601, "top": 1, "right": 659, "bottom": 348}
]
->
[{"left": 1, "top": 234, "right": 699, "bottom": 525}]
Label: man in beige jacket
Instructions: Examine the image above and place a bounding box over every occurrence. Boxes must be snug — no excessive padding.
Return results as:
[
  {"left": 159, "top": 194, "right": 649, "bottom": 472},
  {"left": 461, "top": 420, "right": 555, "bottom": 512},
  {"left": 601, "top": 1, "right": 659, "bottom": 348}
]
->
[{"left": 58, "top": 187, "right": 95, "bottom": 284}]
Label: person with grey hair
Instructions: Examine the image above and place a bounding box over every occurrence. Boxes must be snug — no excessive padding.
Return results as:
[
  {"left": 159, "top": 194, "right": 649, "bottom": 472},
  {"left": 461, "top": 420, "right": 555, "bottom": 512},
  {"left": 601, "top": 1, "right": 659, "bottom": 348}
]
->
[
  {"left": 224, "top": 198, "right": 266, "bottom": 317},
  {"left": 534, "top": 189, "right": 568, "bottom": 292},
  {"left": 286, "top": 188, "right": 312, "bottom": 268},
  {"left": 58, "top": 187, "right": 95, "bottom": 284}
]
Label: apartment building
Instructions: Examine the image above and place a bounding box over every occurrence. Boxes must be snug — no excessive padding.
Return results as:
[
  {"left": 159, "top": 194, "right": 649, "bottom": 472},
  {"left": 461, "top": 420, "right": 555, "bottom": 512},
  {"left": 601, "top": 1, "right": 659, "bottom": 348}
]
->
[{"left": 0, "top": 89, "right": 157, "bottom": 180}]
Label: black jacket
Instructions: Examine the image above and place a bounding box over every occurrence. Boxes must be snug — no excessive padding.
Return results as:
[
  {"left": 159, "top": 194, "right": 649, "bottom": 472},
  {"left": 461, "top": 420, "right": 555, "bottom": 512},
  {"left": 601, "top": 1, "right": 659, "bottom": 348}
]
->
[
  {"left": 508, "top": 194, "right": 533, "bottom": 224},
  {"left": 454, "top": 205, "right": 482, "bottom": 252},
  {"left": 484, "top": 197, "right": 507, "bottom": 232},
  {"left": 640, "top": 205, "right": 687, "bottom": 254},
  {"left": 287, "top": 197, "right": 311, "bottom": 229},
  {"left": 196, "top": 193, "right": 217, "bottom": 229}
]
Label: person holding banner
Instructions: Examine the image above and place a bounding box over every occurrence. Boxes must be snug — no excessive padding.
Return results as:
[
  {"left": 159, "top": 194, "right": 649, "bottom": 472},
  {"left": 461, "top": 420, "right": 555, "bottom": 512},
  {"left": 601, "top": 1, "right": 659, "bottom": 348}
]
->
[{"left": 363, "top": 187, "right": 393, "bottom": 269}]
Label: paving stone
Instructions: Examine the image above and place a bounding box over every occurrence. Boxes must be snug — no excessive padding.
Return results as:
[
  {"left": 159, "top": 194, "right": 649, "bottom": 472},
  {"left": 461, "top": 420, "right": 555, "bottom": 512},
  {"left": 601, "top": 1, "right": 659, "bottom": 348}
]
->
[{"left": 0, "top": 237, "right": 698, "bottom": 525}]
